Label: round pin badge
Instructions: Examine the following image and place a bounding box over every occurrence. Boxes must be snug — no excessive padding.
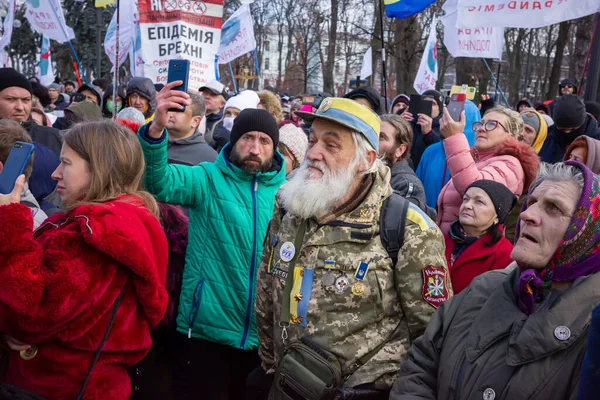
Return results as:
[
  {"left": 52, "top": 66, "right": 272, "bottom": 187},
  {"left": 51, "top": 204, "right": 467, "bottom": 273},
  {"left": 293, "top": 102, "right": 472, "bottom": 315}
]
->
[
  {"left": 320, "top": 98, "right": 332, "bottom": 112},
  {"left": 351, "top": 282, "right": 365, "bottom": 296},
  {"left": 322, "top": 270, "right": 336, "bottom": 287},
  {"left": 554, "top": 326, "right": 571, "bottom": 341},
  {"left": 482, "top": 388, "right": 495, "bottom": 400},
  {"left": 335, "top": 275, "right": 349, "bottom": 293},
  {"left": 279, "top": 242, "right": 296, "bottom": 263},
  {"left": 20, "top": 345, "right": 38, "bottom": 360}
]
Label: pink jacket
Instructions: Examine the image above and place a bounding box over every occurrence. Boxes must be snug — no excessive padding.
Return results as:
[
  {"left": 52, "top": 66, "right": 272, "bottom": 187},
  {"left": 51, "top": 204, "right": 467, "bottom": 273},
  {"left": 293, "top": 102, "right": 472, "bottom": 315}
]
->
[{"left": 437, "top": 134, "right": 540, "bottom": 235}]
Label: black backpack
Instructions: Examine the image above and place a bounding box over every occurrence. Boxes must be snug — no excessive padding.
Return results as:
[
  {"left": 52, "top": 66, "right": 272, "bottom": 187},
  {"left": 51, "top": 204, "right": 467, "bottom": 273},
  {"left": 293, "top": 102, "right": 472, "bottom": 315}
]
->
[{"left": 379, "top": 192, "right": 410, "bottom": 265}]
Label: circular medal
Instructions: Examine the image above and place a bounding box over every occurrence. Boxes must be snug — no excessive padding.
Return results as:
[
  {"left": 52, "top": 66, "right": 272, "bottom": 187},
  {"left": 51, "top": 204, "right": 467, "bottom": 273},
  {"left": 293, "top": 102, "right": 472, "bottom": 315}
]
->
[
  {"left": 351, "top": 282, "right": 366, "bottom": 296},
  {"left": 20, "top": 345, "right": 38, "bottom": 360},
  {"left": 321, "top": 270, "right": 336, "bottom": 287},
  {"left": 335, "top": 275, "right": 349, "bottom": 293},
  {"left": 279, "top": 242, "right": 296, "bottom": 263}
]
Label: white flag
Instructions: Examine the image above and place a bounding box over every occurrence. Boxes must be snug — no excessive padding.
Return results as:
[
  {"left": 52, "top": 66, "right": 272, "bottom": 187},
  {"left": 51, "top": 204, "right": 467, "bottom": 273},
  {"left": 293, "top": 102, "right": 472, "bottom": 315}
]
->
[
  {"left": 442, "top": 0, "right": 503, "bottom": 60},
  {"left": 217, "top": 4, "right": 256, "bottom": 64},
  {"left": 37, "top": 36, "right": 54, "bottom": 86},
  {"left": 129, "top": 10, "right": 144, "bottom": 77},
  {"left": 360, "top": 47, "right": 372, "bottom": 80},
  {"left": 25, "top": 0, "right": 75, "bottom": 43},
  {"left": 414, "top": 17, "right": 438, "bottom": 94},
  {"left": 0, "top": 0, "right": 16, "bottom": 66},
  {"left": 104, "top": 1, "right": 137, "bottom": 70},
  {"left": 457, "top": 0, "right": 600, "bottom": 29}
]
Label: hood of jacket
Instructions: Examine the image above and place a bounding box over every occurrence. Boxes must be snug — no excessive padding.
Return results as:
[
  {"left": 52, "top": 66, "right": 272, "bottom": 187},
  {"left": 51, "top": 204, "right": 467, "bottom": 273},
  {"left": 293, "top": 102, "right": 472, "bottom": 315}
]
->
[
  {"left": 472, "top": 137, "right": 540, "bottom": 194},
  {"left": 564, "top": 135, "right": 600, "bottom": 174},
  {"left": 126, "top": 77, "right": 157, "bottom": 118},
  {"left": 77, "top": 84, "right": 103, "bottom": 107},
  {"left": 102, "top": 85, "right": 127, "bottom": 117}
]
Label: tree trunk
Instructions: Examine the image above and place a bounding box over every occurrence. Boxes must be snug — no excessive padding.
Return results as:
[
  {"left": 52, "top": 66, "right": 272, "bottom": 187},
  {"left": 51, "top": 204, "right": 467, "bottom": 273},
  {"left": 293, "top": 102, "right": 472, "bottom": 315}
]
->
[
  {"left": 322, "top": 0, "right": 338, "bottom": 94},
  {"left": 546, "top": 21, "right": 572, "bottom": 99},
  {"left": 393, "top": 16, "right": 419, "bottom": 94},
  {"left": 569, "top": 14, "right": 594, "bottom": 88}
]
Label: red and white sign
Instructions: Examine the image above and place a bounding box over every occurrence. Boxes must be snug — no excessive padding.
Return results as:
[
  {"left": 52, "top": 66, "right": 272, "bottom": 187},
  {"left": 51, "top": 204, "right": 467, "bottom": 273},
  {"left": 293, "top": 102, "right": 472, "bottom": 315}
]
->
[
  {"left": 443, "top": 0, "right": 503, "bottom": 59},
  {"left": 457, "top": 0, "right": 600, "bottom": 29},
  {"left": 138, "top": 0, "right": 223, "bottom": 90}
]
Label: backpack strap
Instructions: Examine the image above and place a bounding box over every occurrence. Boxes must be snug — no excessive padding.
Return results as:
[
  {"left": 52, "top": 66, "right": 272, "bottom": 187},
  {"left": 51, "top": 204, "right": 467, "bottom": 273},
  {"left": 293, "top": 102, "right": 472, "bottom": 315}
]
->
[{"left": 380, "top": 192, "right": 410, "bottom": 266}]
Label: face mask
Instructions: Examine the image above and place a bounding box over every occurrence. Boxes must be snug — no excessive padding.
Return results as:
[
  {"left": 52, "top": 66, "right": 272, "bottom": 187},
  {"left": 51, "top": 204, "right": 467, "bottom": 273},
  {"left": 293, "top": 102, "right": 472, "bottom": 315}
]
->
[
  {"left": 223, "top": 117, "right": 235, "bottom": 131},
  {"left": 106, "top": 100, "right": 122, "bottom": 113}
]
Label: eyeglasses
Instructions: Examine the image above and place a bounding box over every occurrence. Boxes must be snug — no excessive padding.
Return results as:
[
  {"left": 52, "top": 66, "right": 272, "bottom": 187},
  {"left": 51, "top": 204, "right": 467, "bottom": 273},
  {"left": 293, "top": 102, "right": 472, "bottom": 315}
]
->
[
  {"left": 562, "top": 85, "right": 574, "bottom": 89},
  {"left": 472, "top": 120, "right": 509, "bottom": 133}
]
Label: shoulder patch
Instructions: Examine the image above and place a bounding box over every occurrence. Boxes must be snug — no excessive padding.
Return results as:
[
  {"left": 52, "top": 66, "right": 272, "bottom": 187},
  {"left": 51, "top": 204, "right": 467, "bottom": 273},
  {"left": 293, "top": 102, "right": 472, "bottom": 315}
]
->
[
  {"left": 422, "top": 266, "right": 450, "bottom": 309},
  {"left": 406, "top": 203, "right": 435, "bottom": 232}
]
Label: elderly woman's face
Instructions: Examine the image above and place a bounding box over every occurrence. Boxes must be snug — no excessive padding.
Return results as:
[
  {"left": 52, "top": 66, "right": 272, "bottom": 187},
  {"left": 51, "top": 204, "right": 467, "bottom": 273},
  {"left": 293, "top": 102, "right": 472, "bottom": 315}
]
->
[
  {"left": 511, "top": 180, "right": 580, "bottom": 269},
  {"left": 459, "top": 187, "right": 498, "bottom": 235},
  {"left": 475, "top": 112, "right": 511, "bottom": 151}
]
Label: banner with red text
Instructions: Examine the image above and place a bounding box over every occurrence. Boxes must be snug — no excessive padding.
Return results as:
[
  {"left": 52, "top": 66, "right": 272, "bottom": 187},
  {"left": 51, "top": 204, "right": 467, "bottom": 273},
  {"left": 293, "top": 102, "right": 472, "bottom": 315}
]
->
[
  {"left": 457, "top": 0, "right": 600, "bottom": 29},
  {"left": 414, "top": 17, "right": 438, "bottom": 94},
  {"left": 442, "top": 0, "right": 503, "bottom": 59},
  {"left": 25, "top": 0, "right": 75, "bottom": 44},
  {"left": 138, "top": 0, "right": 223, "bottom": 90}
]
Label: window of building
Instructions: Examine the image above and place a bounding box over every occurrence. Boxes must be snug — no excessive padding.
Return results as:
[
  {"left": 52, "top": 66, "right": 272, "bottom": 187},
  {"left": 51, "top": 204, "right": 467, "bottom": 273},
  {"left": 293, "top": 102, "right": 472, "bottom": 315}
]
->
[
  {"left": 265, "top": 58, "right": 270, "bottom": 70},
  {"left": 264, "top": 41, "right": 270, "bottom": 51}
]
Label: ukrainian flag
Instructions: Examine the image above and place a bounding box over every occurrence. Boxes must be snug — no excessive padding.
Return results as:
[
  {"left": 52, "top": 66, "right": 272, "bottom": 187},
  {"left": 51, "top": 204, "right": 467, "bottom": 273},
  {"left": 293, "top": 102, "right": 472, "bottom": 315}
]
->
[
  {"left": 289, "top": 267, "right": 314, "bottom": 328},
  {"left": 384, "top": 0, "right": 436, "bottom": 19}
]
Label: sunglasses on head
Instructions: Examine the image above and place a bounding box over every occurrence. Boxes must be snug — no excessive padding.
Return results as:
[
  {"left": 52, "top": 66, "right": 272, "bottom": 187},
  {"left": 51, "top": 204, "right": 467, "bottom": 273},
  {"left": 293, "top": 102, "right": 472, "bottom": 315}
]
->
[{"left": 472, "top": 120, "right": 509, "bottom": 133}]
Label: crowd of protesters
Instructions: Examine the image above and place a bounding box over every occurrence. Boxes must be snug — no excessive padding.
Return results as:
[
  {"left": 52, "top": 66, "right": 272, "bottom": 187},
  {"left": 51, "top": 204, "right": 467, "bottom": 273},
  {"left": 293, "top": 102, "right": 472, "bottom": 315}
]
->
[{"left": 0, "top": 66, "right": 598, "bottom": 400}]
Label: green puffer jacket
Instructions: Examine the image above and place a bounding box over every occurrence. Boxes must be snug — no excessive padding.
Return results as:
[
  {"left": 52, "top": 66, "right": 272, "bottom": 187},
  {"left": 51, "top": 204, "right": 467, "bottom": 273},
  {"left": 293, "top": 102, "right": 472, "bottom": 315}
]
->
[{"left": 139, "top": 124, "right": 286, "bottom": 350}]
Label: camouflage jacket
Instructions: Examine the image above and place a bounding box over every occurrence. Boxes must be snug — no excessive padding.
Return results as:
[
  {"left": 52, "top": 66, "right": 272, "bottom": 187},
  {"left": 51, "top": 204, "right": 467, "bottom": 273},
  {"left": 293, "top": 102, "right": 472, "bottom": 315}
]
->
[{"left": 255, "top": 164, "right": 452, "bottom": 389}]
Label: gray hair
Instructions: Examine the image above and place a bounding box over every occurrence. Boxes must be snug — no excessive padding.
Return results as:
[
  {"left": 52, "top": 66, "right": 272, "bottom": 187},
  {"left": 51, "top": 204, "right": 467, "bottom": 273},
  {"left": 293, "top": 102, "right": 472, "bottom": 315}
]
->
[
  {"left": 529, "top": 162, "right": 584, "bottom": 194},
  {"left": 188, "top": 92, "right": 206, "bottom": 118},
  {"left": 484, "top": 106, "right": 523, "bottom": 138},
  {"left": 351, "top": 130, "right": 383, "bottom": 176}
]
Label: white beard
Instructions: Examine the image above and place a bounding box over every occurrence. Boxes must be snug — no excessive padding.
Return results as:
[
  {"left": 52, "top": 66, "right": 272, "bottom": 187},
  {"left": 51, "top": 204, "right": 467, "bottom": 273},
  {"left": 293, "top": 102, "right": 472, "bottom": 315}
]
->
[{"left": 278, "top": 158, "right": 359, "bottom": 219}]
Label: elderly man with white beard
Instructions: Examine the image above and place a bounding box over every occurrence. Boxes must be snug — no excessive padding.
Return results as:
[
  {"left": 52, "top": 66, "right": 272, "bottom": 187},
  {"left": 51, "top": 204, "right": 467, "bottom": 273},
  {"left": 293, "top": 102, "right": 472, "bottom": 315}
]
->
[{"left": 249, "top": 98, "right": 451, "bottom": 400}]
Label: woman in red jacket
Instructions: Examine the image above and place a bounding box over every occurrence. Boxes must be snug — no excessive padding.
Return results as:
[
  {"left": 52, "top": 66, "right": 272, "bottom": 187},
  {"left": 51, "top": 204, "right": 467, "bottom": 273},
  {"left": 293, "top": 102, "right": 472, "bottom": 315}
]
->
[
  {"left": 445, "top": 180, "right": 517, "bottom": 294},
  {"left": 0, "top": 120, "right": 168, "bottom": 400}
]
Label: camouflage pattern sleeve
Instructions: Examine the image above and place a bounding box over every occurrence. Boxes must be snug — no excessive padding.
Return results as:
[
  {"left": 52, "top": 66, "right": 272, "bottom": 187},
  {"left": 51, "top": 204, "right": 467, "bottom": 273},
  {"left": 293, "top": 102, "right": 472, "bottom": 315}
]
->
[
  {"left": 255, "top": 205, "right": 282, "bottom": 371},
  {"left": 394, "top": 222, "right": 452, "bottom": 342}
]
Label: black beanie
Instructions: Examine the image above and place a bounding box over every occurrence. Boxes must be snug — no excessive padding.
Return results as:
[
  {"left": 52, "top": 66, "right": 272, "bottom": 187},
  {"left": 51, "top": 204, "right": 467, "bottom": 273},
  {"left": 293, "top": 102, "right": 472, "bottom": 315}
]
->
[
  {"left": 0, "top": 68, "right": 33, "bottom": 94},
  {"left": 344, "top": 87, "right": 382, "bottom": 114},
  {"left": 229, "top": 109, "right": 279, "bottom": 148},
  {"left": 422, "top": 89, "right": 444, "bottom": 111},
  {"left": 466, "top": 180, "right": 517, "bottom": 224},
  {"left": 553, "top": 94, "right": 587, "bottom": 129}
]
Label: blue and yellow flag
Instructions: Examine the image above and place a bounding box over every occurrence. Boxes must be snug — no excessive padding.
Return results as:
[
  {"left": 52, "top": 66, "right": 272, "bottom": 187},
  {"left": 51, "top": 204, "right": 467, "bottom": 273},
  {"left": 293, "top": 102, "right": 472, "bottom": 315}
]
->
[
  {"left": 289, "top": 267, "right": 314, "bottom": 327},
  {"left": 384, "top": 0, "right": 436, "bottom": 19}
]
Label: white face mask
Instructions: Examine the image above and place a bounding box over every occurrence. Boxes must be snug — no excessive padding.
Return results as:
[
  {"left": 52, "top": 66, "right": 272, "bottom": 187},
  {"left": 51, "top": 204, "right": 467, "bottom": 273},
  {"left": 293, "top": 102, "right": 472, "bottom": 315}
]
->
[{"left": 223, "top": 117, "right": 235, "bottom": 131}]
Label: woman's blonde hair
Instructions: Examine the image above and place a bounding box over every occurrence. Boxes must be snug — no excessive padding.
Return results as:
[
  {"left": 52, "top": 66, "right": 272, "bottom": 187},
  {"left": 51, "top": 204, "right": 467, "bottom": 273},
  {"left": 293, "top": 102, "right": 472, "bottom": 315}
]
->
[
  {"left": 484, "top": 106, "right": 523, "bottom": 138},
  {"left": 258, "top": 90, "right": 284, "bottom": 123},
  {"left": 63, "top": 120, "right": 159, "bottom": 218}
]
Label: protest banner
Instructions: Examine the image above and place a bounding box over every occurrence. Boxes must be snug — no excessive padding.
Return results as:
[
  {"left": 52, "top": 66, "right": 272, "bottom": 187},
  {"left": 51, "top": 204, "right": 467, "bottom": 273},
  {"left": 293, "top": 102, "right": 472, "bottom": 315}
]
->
[
  {"left": 37, "top": 36, "right": 54, "bottom": 86},
  {"left": 105, "top": 1, "right": 137, "bottom": 70},
  {"left": 457, "top": 0, "right": 600, "bottom": 29},
  {"left": 138, "top": 0, "right": 224, "bottom": 90},
  {"left": 217, "top": 3, "right": 256, "bottom": 64},
  {"left": 25, "top": 0, "right": 75, "bottom": 44},
  {"left": 414, "top": 17, "right": 438, "bottom": 94}
]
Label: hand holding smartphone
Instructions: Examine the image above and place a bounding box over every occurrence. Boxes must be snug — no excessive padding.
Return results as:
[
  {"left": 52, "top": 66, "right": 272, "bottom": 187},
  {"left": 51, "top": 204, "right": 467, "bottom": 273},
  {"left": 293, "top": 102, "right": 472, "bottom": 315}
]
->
[
  {"left": 167, "top": 59, "right": 190, "bottom": 112},
  {"left": 447, "top": 93, "right": 466, "bottom": 122},
  {"left": 0, "top": 142, "right": 34, "bottom": 195}
]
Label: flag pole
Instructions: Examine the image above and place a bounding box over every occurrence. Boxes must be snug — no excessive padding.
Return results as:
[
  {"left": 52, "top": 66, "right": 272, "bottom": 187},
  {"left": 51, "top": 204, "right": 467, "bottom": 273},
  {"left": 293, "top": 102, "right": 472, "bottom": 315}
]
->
[
  {"left": 229, "top": 62, "right": 238, "bottom": 94},
  {"left": 253, "top": 49, "right": 260, "bottom": 90},
  {"left": 482, "top": 58, "right": 509, "bottom": 107},
  {"left": 378, "top": 0, "right": 388, "bottom": 112},
  {"left": 112, "top": 0, "right": 121, "bottom": 119},
  {"left": 68, "top": 41, "right": 89, "bottom": 86}
]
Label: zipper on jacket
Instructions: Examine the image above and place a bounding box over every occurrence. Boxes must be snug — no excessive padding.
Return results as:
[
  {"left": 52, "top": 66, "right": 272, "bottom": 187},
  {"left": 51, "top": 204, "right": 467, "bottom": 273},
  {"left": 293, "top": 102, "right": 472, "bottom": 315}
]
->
[
  {"left": 187, "top": 280, "right": 204, "bottom": 339},
  {"left": 241, "top": 178, "right": 259, "bottom": 349}
]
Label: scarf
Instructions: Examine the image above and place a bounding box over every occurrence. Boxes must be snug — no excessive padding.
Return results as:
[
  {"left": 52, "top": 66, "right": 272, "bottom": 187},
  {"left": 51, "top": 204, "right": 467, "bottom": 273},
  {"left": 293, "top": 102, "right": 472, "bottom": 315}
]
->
[
  {"left": 449, "top": 220, "right": 481, "bottom": 268},
  {"left": 517, "top": 161, "right": 600, "bottom": 314}
]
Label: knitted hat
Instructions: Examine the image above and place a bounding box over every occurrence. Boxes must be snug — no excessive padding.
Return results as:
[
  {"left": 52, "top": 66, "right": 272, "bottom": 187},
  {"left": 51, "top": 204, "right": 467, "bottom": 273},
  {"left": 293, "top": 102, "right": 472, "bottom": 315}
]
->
[
  {"left": 585, "top": 101, "right": 600, "bottom": 122},
  {"left": 116, "top": 107, "right": 146, "bottom": 126},
  {"left": 517, "top": 161, "right": 600, "bottom": 315},
  {"left": 230, "top": 109, "right": 279, "bottom": 148},
  {"left": 279, "top": 123, "right": 308, "bottom": 164},
  {"left": 422, "top": 89, "right": 444, "bottom": 111},
  {"left": 0, "top": 68, "right": 32, "bottom": 94},
  {"left": 466, "top": 180, "right": 517, "bottom": 224},
  {"left": 553, "top": 94, "right": 587, "bottom": 129},
  {"left": 559, "top": 78, "right": 578, "bottom": 92},
  {"left": 520, "top": 110, "right": 540, "bottom": 134},
  {"left": 224, "top": 90, "right": 260, "bottom": 113},
  {"left": 392, "top": 94, "right": 410, "bottom": 108},
  {"left": 344, "top": 87, "right": 382, "bottom": 114},
  {"left": 47, "top": 83, "right": 61, "bottom": 91},
  {"left": 515, "top": 98, "right": 532, "bottom": 111},
  {"left": 520, "top": 109, "right": 548, "bottom": 154}
]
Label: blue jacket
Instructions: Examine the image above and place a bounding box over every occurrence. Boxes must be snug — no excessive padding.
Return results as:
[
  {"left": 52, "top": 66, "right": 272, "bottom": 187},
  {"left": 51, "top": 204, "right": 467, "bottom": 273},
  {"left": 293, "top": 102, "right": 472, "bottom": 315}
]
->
[{"left": 416, "top": 100, "right": 481, "bottom": 208}]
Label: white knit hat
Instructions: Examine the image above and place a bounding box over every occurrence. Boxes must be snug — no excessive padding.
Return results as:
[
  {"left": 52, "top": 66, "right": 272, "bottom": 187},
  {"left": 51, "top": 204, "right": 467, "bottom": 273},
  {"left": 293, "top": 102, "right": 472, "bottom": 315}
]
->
[
  {"left": 224, "top": 90, "right": 260, "bottom": 113},
  {"left": 279, "top": 124, "right": 308, "bottom": 164}
]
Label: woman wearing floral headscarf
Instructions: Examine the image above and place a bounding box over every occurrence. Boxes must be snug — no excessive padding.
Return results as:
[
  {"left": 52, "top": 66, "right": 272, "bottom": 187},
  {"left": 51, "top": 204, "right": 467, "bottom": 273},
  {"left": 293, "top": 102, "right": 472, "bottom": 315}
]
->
[{"left": 390, "top": 161, "right": 600, "bottom": 400}]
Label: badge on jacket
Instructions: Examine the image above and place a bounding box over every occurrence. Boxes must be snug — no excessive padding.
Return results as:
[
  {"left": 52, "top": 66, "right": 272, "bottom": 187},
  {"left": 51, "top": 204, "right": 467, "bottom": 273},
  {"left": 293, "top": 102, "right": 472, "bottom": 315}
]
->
[{"left": 421, "top": 266, "right": 450, "bottom": 308}]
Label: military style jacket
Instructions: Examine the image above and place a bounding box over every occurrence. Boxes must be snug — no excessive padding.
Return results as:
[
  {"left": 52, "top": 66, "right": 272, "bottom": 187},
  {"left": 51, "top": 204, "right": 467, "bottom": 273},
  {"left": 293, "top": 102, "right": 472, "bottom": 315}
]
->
[{"left": 255, "top": 165, "right": 452, "bottom": 389}]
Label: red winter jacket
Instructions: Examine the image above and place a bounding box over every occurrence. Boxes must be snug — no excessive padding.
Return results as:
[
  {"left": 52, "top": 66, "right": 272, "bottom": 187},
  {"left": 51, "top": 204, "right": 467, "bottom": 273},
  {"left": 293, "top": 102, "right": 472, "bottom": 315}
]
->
[
  {"left": 0, "top": 197, "right": 168, "bottom": 400},
  {"left": 444, "top": 229, "right": 514, "bottom": 294}
]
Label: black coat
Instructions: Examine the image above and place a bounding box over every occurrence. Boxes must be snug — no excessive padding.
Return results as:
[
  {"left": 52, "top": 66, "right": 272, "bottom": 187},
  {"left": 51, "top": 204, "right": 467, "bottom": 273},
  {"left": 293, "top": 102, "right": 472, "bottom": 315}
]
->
[
  {"left": 389, "top": 160, "right": 428, "bottom": 212},
  {"left": 538, "top": 114, "right": 600, "bottom": 163},
  {"left": 410, "top": 116, "right": 443, "bottom": 170},
  {"left": 21, "top": 118, "right": 63, "bottom": 157}
]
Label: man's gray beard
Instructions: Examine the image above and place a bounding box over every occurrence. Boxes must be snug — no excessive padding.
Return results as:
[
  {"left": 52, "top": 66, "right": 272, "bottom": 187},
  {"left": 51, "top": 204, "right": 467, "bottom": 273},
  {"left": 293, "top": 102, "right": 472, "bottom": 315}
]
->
[{"left": 278, "top": 158, "right": 359, "bottom": 219}]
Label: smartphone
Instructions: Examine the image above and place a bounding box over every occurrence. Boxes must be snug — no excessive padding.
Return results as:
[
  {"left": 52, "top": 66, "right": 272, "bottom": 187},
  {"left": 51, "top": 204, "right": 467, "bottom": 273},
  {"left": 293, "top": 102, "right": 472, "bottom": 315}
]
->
[
  {"left": 0, "top": 142, "right": 35, "bottom": 194},
  {"left": 409, "top": 95, "right": 433, "bottom": 118},
  {"left": 167, "top": 59, "right": 190, "bottom": 112},
  {"left": 448, "top": 93, "right": 467, "bottom": 121},
  {"left": 450, "top": 85, "right": 477, "bottom": 100}
]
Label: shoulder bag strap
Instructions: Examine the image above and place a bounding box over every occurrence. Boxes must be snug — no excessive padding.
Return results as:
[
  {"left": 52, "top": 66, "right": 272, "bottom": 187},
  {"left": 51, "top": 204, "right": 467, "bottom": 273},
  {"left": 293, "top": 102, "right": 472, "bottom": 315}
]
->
[{"left": 75, "top": 291, "right": 124, "bottom": 400}]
